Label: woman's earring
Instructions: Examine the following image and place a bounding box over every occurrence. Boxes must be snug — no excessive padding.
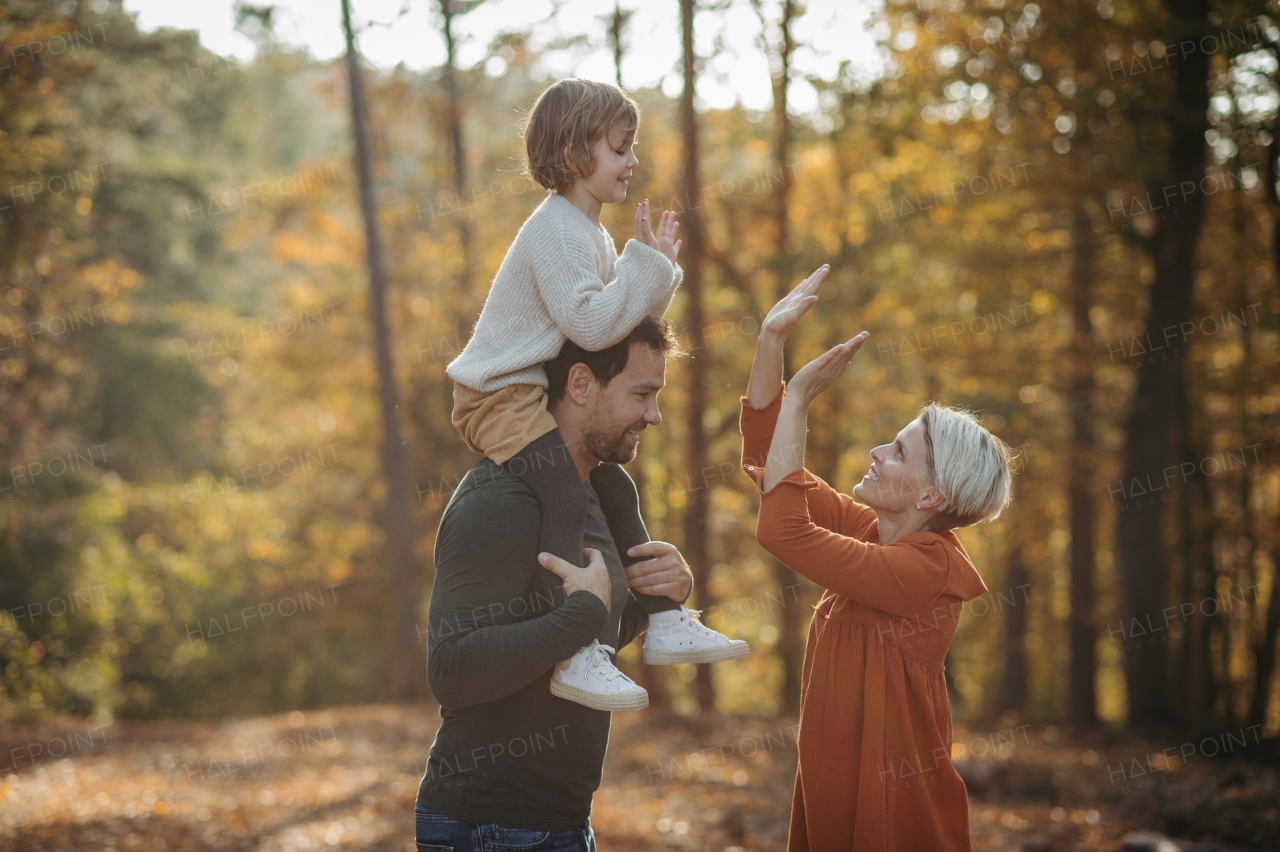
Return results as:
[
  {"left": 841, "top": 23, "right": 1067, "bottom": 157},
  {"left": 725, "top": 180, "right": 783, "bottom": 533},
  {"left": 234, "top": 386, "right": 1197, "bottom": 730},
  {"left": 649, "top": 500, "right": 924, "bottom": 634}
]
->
[{"left": 916, "top": 504, "right": 921, "bottom": 509}]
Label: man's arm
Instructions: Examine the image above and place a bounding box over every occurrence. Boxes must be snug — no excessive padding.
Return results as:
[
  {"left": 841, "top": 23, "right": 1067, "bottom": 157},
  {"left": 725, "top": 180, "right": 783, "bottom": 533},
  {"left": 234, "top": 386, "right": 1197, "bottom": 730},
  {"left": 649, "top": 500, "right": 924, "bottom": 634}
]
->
[
  {"left": 425, "top": 483, "right": 609, "bottom": 709},
  {"left": 618, "top": 541, "right": 695, "bottom": 649}
]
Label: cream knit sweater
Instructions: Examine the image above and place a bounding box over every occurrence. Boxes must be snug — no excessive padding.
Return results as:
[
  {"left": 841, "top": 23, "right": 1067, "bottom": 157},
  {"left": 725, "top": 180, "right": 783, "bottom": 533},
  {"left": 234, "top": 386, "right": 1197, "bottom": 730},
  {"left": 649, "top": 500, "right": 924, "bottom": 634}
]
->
[{"left": 447, "top": 193, "right": 683, "bottom": 392}]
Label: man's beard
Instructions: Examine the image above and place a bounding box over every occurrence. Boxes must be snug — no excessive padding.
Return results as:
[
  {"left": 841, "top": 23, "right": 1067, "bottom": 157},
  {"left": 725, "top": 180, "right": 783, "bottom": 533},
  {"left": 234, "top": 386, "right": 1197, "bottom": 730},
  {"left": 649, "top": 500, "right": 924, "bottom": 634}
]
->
[{"left": 584, "top": 419, "right": 645, "bottom": 464}]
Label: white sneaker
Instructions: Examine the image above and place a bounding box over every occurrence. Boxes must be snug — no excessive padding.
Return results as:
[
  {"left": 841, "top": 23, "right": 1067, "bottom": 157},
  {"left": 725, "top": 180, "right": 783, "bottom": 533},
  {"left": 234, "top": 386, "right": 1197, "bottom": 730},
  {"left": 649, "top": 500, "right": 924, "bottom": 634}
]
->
[
  {"left": 643, "top": 606, "right": 751, "bottom": 665},
  {"left": 550, "top": 640, "right": 649, "bottom": 711}
]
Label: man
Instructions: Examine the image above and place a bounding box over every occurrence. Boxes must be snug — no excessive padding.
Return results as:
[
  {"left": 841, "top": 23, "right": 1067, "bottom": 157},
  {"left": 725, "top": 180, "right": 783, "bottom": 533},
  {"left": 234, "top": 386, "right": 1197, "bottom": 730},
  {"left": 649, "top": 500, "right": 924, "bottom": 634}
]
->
[{"left": 416, "top": 316, "right": 742, "bottom": 850}]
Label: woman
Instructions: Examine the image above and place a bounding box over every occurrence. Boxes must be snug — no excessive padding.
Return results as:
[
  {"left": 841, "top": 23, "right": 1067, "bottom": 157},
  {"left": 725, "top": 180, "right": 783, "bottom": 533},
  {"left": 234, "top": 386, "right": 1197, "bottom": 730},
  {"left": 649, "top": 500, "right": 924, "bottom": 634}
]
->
[{"left": 741, "top": 265, "right": 1013, "bottom": 851}]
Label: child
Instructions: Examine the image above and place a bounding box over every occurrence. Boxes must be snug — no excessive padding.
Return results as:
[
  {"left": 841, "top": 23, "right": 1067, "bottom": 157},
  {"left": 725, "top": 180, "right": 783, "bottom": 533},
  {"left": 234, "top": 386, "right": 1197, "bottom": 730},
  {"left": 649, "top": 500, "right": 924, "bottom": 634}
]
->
[{"left": 446, "top": 78, "right": 748, "bottom": 712}]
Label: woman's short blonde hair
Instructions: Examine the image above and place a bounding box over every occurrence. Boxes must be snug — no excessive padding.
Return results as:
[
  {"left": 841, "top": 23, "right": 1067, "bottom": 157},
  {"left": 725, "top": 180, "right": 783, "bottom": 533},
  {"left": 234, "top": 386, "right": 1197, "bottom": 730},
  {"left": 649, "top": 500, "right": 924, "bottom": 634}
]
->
[
  {"left": 521, "top": 78, "right": 640, "bottom": 193},
  {"left": 919, "top": 403, "right": 1013, "bottom": 532}
]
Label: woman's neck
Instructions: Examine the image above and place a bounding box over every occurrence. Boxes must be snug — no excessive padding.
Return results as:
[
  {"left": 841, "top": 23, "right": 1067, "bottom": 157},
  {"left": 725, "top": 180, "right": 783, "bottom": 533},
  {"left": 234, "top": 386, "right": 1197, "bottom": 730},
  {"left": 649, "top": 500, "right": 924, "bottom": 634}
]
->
[{"left": 875, "top": 510, "right": 934, "bottom": 545}]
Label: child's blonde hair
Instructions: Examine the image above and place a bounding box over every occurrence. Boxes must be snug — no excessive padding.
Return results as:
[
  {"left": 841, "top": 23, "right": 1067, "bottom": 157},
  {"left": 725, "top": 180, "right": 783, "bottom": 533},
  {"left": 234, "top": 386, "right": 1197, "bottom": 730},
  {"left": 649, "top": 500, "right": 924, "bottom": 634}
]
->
[{"left": 521, "top": 79, "right": 640, "bottom": 193}]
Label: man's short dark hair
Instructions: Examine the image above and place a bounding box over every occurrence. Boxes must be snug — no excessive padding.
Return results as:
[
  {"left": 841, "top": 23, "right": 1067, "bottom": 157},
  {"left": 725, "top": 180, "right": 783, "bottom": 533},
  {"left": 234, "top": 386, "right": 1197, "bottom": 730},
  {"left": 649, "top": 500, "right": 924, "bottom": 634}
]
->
[{"left": 545, "top": 316, "right": 679, "bottom": 406}]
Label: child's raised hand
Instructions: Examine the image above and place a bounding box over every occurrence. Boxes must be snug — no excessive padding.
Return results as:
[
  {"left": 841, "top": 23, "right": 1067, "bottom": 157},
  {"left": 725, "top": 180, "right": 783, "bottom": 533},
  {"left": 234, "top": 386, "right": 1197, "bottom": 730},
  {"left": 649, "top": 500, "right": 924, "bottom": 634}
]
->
[{"left": 634, "top": 199, "right": 681, "bottom": 265}]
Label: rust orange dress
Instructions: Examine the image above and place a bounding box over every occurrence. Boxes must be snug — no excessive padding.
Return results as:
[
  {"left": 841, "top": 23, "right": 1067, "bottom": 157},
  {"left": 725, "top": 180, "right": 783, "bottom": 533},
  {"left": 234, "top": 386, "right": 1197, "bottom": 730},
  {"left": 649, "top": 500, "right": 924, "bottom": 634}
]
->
[{"left": 741, "top": 386, "right": 987, "bottom": 852}]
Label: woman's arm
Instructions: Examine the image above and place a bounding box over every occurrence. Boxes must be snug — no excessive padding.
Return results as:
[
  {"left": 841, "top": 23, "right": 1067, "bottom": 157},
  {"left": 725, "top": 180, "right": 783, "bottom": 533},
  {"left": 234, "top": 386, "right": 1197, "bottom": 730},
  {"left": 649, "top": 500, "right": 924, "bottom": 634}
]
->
[
  {"left": 761, "top": 332, "right": 869, "bottom": 492},
  {"left": 742, "top": 265, "right": 876, "bottom": 538},
  {"left": 745, "top": 265, "right": 827, "bottom": 410},
  {"left": 756, "top": 480, "right": 950, "bottom": 618}
]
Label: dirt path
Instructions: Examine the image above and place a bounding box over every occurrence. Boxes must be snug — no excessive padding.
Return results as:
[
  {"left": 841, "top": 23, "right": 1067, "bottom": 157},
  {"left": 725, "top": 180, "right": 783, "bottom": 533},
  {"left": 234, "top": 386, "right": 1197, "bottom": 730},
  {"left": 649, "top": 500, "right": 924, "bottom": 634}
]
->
[{"left": 1, "top": 704, "right": 1275, "bottom": 850}]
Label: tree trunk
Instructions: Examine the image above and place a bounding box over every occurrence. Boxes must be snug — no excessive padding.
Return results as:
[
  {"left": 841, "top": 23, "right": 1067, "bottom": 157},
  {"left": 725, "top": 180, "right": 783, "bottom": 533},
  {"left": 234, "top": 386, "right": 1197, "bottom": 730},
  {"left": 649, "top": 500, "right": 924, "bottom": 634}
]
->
[
  {"left": 1002, "top": 543, "right": 1029, "bottom": 715},
  {"left": 1116, "top": 0, "right": 1211, "bottom": 726},
  {"left": 1067, "top": 200, "right": 1098, "bottom": 726},
  {"left": 440, "top": 0, "right": 472, "bottom": 298},
  {"left": 341, "top": 0, "right": 421, "bottom": 700},
  {"left": 767, "top": 0, "right": 804, "bottom": 718},
  {"left": 1250, "top": 74, "right": 1280, "bottom": 730},
  {"left": 1174, "top": 369, "right": 1206, "bottom": 723},
  {"left": 1189, "top": 416, "right": 1221, "bottom": 721},
  {"left": 679, "top": 0, "right": 715, "bottom": 713},
  {"left": 1250, "top": 548, "right": 1280, "bottom": 727},
  {"left": 607, "top": 3, "right": 628, "bottom": 87}
]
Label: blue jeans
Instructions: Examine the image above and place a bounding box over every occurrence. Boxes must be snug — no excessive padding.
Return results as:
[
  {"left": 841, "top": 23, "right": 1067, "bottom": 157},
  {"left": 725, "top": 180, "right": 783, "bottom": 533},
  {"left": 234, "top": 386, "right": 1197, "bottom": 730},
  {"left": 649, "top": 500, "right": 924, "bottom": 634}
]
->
[{"left": 415, "top": 803, "right": 597, "bottom": 852}]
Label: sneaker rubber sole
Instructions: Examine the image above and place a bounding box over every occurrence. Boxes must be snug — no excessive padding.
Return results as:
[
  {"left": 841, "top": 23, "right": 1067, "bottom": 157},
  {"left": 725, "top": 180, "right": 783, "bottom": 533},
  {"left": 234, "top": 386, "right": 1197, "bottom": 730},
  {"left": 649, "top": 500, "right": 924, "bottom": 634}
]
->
[
  {"left": 550, "top": 680, "right": 649, "bottom": 711},
  {"left": 643, "top": 641, "right": 751, "bottom": 666}
]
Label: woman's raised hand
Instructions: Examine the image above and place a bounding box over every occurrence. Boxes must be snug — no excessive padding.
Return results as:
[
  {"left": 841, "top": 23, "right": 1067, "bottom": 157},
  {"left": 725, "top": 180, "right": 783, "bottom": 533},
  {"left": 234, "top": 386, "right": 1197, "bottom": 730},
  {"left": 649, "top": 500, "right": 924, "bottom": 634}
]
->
[
  {"left": 761, "top": 265, "right": 829, "bottom": 339},
  {"left": 788, "top": 331, "right": 870, "bottom": 406}
]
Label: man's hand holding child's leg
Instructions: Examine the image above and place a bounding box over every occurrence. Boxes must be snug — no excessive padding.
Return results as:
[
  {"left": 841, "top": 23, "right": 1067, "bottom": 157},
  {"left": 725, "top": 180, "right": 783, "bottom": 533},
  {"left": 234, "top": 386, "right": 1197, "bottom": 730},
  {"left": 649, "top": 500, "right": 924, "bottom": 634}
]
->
[{"left": 539, "top": 548, "right": 612, "bottom": 614}]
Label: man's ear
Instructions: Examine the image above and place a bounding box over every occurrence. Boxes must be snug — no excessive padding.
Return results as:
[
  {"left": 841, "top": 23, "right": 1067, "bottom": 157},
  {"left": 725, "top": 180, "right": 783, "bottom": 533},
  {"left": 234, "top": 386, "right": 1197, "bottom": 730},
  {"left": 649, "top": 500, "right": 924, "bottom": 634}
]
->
[{"left": 564, "top": 362, "right": 595, "bottom": 406}]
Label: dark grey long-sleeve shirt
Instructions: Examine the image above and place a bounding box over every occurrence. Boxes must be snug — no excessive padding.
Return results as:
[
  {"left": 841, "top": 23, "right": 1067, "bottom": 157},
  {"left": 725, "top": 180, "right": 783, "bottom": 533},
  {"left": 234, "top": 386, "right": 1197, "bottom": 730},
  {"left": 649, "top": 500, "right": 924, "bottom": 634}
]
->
[{"left": 417, "top": 458, "right": 654, "bottom": 830}]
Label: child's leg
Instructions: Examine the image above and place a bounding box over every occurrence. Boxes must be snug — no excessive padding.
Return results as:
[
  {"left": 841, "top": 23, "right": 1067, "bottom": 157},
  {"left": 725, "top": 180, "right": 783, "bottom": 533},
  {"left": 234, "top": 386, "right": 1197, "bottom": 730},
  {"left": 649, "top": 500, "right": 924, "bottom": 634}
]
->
[
  {"left": 454, "top": 381, "right": 588, "bottom": 610},
  {"left": 505, "top": 428, "right": 588, "bottom": 609},
  {"left": 589, "top": 463, "right": 681, "bottom": 614}
]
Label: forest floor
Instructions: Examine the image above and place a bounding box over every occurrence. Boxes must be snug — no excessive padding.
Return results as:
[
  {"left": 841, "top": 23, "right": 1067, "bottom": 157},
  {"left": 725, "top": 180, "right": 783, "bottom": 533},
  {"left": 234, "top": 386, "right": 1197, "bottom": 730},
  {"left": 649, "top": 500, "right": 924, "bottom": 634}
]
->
[{"left": 0, "top": 703, "right": 1277, "bottom": 851}]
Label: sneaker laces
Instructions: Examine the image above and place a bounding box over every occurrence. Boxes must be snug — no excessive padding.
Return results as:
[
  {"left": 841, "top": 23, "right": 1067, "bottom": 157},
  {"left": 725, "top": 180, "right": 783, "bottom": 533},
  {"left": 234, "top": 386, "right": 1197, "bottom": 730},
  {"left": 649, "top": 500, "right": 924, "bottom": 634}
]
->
[
  {"left": 680, "top": 607, "right": 719, "bottom": 638},
  {"left": 587, "top": 643, "right": 620, "bottom": 683}
]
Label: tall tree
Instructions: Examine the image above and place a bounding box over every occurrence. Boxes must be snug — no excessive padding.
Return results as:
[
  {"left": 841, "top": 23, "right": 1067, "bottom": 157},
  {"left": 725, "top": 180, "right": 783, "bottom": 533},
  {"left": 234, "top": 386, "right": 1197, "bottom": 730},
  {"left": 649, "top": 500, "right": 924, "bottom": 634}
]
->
[
  {"left": 680, "top": 0, "right": 715, "bottom": 712},
  {"left": 1175, "top": 369, "right": 1222, "bottom": 722},
  {"left": 438, "top": 0, "right": 480, "bottom": 299},
  {"left": 755, "top": 0, "right": 804, "bottom": 716},
  {"left": 341, "top": 0, "right": 421, "bottom": 699},
  {"left": 1253, "top": 546, "right": 1280, "bottom": 726},
  {"left": 1002, "top": 540, "right": 1029, "bottom": 714},
  {"left": 1115, "top": 0, "right": 1213, "bottom": 725},
  {"left": 1066, "top": 196, "right": 1099, "bottom": 726},
  {"left": 606, "top": 2, "right": 632, "bottom": 87}
]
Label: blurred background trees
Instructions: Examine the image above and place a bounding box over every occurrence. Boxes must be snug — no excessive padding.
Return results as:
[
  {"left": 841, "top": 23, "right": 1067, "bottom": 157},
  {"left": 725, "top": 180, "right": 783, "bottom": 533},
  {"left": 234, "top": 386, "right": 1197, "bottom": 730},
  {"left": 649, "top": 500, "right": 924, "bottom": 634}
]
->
[{"left": 1, "top": 0, "right": 1278, "bottom": 743}]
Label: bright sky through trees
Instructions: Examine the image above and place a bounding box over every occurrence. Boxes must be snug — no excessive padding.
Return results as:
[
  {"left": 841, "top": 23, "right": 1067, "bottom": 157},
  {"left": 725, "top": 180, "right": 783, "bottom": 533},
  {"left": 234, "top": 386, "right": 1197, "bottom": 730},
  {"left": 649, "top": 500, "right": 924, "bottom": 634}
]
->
[{"left": 122, "top": 0, "right": 882, "bottom": 115}]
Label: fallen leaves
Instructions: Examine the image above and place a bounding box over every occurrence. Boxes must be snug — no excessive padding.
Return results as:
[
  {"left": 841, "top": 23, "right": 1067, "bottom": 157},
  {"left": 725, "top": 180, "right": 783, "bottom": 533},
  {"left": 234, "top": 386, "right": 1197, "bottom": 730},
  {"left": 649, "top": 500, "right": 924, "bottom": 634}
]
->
[{"left": 1, "top": 707, "right": 1276, "bottom": 851}]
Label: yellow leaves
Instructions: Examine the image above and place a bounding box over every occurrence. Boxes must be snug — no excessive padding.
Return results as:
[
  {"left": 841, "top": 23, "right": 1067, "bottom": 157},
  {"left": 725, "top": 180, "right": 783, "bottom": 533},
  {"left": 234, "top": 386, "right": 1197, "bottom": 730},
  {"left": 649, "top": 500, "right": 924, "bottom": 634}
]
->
[
  {"left": 271, "top": 210, "right": 359, "bottom": 268},
  {"left": 1030, "top": 290, "right": 1058, "bottom": 315},
  {"left": 199, "top": 514, "right": 232, "bottom": 543},
  {"left": 106, "top": 303, "right": 130, "bottom": 325},
  {"left": 80, "top": 260, "right": 137, "bottom": 301},
  {"left": 323, "top": 559, "right": 351, "bottom": 585},
  {"left": 248, "top": 538, "right": 282, "bottom": 561},
  {"left": 273, "top": 231, "right": 327, "bottom": 265}
]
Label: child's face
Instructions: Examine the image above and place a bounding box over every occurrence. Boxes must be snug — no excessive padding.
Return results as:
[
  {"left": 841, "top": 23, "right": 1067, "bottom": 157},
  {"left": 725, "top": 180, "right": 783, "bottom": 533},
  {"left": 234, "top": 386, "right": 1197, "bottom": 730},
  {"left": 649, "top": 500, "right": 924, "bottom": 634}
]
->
[{"left": 575, "top": 124, "right": 638, "bottom": 206}]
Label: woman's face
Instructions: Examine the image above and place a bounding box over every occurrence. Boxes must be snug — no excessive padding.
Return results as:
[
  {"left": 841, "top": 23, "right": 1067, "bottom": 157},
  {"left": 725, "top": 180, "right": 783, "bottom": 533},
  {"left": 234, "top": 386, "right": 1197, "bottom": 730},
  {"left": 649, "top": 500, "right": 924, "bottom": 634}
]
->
[{"left": 853, "top": 418, "right": 936, "bottom": 512}]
